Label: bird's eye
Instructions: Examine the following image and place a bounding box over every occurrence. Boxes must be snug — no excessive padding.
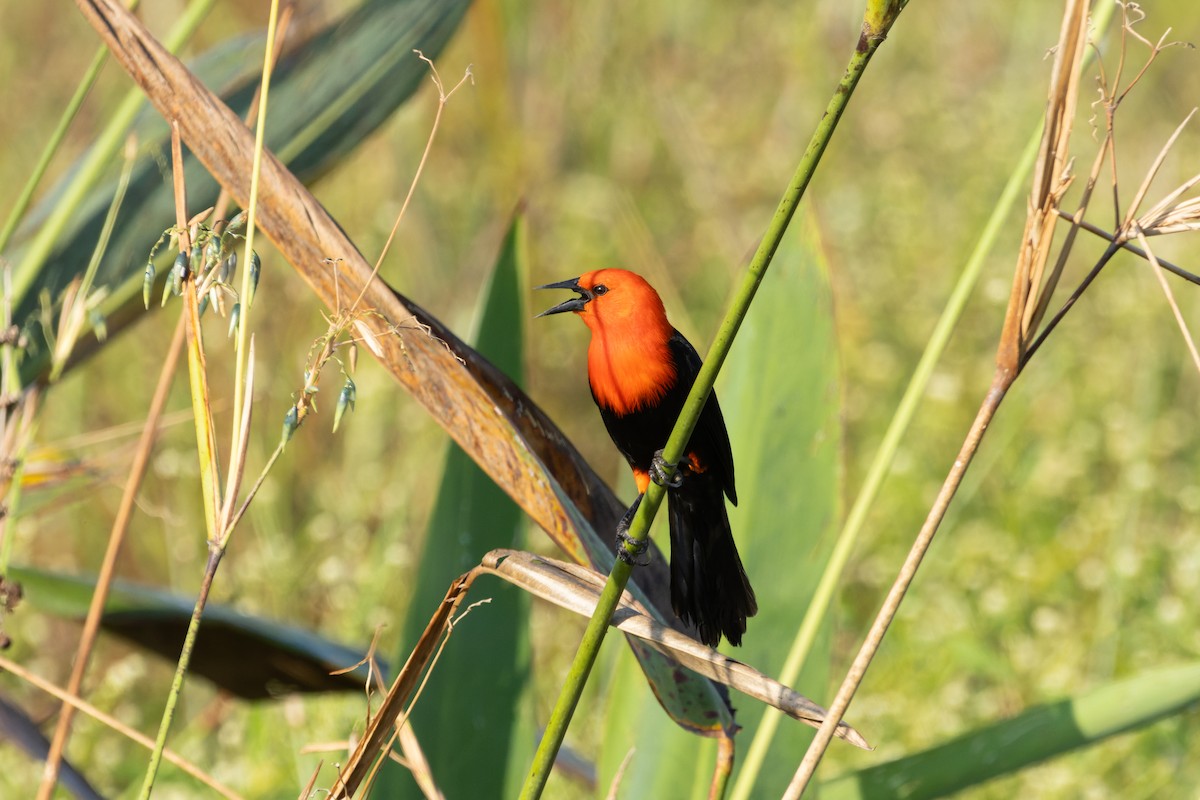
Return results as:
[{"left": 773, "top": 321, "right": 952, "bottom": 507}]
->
[{"left": 593, "top": 284, "right": 609, "bottom": 296}]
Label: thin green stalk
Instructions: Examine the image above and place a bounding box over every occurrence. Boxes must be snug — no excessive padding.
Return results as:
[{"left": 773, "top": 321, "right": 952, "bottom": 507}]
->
[
  {"left": 519, "top": 17, "right": 891, "bottom": 799},
  {"left": 10, "top": 0, "right": 215, "bottom": 311},
  {"left": 231, "top": 0, "right": 281, "bottom": 449},
  {"left": 137, "top": 547, "right": 222, "bottom": 799},
  {"left": 729, "top": 122, "right": 1042, "bottom": 800}
]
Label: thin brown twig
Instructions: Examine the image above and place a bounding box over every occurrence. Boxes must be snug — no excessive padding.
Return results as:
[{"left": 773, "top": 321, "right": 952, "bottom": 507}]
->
[
  {"left": 786, "top": 375, "right": 1010, "bottom": 798},
  {"left": 36, "top": 315, "right": 187, "bottom": 798},
  {"left": 1122, "top": 109, "right": 1197, "bottom": 228},
  {"left": 1134, "top": 228, "right": 1200, "bottom": 374},
  {"left": 297, "top": 760, "right": 322, "bottom": 800},
  {"left": 347, "top": 52, "right": 472, "bottom": 317},
  {"left": 353, "top": 600, "right": 486, "bottom": 799},
  {"left": 170, "top": 121, "right": 191, "bottom": 255},
  {"left": 1055, "top": 209, "right": 1200, "bottom": 285},
  {"left": 0, "top": 653, "right": 242, "bottom": 799}
]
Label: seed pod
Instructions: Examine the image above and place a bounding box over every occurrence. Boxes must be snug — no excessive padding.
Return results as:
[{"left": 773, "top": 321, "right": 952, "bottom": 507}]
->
[
  {"left": 347, "top": 341, "right": 358, "bottom": 374},
  {"left": 247, "top": 251, "right": 261, "bottom": 308},
  {"left": 143, "top": 261, "right": 155, "bottom": 309},
  {"left": 198, "top": 292, "right": 209, "bottom": 317},
  {"left": 218, "top": 251, "right": 237, "bottom": 284},
  {"left": 190, "top": 241, "right": 204, "bottom": 272},
  {"left": 281, "top": 404, "right": 299, "bottom": 447},
  {"left": 171, "top": 251, "right": 188, "bottom": 297},
  {"left": 333, "top": 378, "right": 356, "bottom": 433},
  {"left": 227, "top": 302, "right": 241, "bottom": 338},
  {"left": 204, "top": 236, "right": 222, "bottom": 272},
  {"left": 227, "top": 210, "right": 247, "bottom": 236}
]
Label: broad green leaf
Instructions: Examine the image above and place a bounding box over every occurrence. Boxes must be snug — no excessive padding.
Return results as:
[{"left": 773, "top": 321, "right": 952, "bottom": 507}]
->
[
  {"left": 11, "top": 0, "right": 473, "bottom": 380},
  {"left": 376, "top": 215, "right": 533, "bottom": 799},
  {"left": 599, "top": 641, "right": 720, "bottom": 800},
  {"left": 598, "top": 208, "right": 842, "bottom": 795},
  {"left": 820, "top": 661, "right": 1200, "bottom": 799},
  {"left": 9, "top": 566, "right": 377, "bottom": 698}
]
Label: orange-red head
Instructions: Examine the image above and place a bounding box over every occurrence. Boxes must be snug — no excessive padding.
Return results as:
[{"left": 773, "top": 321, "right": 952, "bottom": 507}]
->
[
  {"left": 536, "top": 269, "right": 667, "bottom": 331},
  {"left": 537, "top": 268, "right": 677, "bottom": 415}
]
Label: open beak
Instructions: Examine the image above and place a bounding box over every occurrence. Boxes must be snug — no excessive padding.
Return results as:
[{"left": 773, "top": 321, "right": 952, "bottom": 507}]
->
[{"left": 535, "top": 277, "right": 590, "bottom": 317}]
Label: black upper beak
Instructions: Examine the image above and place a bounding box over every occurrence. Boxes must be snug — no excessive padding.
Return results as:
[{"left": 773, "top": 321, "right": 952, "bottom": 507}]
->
[{"left": 535, "top": 277, "right": 590, "bottom": 317}]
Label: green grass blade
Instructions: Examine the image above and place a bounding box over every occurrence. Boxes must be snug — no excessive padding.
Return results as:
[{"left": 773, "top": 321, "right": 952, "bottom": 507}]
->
[
  {"left": 819, "top": 662, "right": 1200, "bottom": 800},
  {"left": 375, "top": 214, "right": 533, "bottom": 799},
  {"left": 0, "top": 35, "right": 113, "bottom": 256},
  {"left": 722, "top": 209, "right": 842, "bottom": 794},
  {"left": 10, "top": 0, "right": 472, "bottom": 382}
]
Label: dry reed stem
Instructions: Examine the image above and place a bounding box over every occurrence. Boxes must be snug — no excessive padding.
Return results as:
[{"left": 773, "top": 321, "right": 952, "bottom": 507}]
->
[
  {"left": 603, "top": 749, "right": 636, "bottom": 800},
  {"left": 787, "top": 1, "right": 1091, "bottom": 794},
  {"left": 791, "top": 3, "right": 1200, "bottom": 794},
  {"left": 786, "top": 375, "right": 1010, "bottom": 798},
  {"left": 297, "top": 761, "right": 322, "bottom": 800},
  {"left": 356, "top": 601, "right": 486, "bottom": 798},
  {"left": 0, "top": 654, "right": 241, "bottom": 799},
  {"left": 328, "top": 573, "right": 476, "bottom": 798},
  {"left": 998, "top": 0, "right": 1089, "bottom": 372},
  {"left": 395, "top": 723, "right": 445, "bottom": 800}
]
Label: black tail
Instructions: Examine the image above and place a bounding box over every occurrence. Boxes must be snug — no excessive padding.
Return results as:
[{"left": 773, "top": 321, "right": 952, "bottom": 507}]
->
[{"left": 667, "top": 474, "right": 757, "bottom": 647}]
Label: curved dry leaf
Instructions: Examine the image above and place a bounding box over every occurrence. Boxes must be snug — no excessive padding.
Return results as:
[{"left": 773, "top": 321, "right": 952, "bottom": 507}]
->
[{"left": 479, "top": 550, "right": 870, "bottom": 750}]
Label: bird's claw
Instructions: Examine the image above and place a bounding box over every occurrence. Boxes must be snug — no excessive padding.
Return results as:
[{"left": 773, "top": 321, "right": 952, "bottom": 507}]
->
[
  {"left": 615, "top": 527, "right": 650, "bottom": 566},
  {"left": 650, "top": 449, "right": 684, "bottom": 489},
  {"left": 615, "top": 496, "right": 650, "bottom": 566}
]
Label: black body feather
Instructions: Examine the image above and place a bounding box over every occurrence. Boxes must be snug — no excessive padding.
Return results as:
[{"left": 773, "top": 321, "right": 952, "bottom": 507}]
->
[{"left": 592, "top": 330, "right": 757, "bottom": 646}]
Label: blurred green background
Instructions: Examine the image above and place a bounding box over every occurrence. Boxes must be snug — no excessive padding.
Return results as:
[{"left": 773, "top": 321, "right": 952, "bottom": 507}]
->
[{"left": 1, "top": 0, "right": 1200, "bottom": 796}]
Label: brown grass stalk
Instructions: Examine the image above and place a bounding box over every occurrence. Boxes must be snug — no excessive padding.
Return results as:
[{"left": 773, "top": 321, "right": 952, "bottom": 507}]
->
[
  {"left": 788, "top": 2, "right": 1200, "bottom": 794},
  {"left": 329, "top": 572, "right": 476, "bottom": 798},
  {"left": 0, "top": 653, "right": 242, "bottom": 799},
  {"left": 785, "top": 1, "right": 1091, "bottom": 793},
  {"left": 36, "top": 315, "right": 186, "bottom": 798}
]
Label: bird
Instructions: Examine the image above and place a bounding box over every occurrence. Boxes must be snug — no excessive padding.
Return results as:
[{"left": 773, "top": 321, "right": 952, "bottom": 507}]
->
[{"left": 537, "top": 268, "right": 757, "bottom": 647}]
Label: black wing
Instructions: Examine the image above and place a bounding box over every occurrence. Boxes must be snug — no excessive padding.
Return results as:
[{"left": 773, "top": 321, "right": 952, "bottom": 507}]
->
[{"left": 667, "top": 330, "right": 737, "bottom": 505}]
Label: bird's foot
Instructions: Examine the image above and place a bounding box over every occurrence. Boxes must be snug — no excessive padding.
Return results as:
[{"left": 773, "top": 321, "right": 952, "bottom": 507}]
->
[
  {"left": 615, "top": 496, "right": 650, "bottom": 566},
  {"left": 649, "top": 449, "right": 684, "bottom": 489}
]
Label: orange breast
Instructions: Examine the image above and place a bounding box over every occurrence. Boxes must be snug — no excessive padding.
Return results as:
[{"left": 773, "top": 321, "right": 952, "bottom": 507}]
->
[{"left": 587, "top": 320, "right": 675, "bottom": 416}]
